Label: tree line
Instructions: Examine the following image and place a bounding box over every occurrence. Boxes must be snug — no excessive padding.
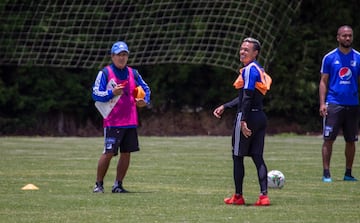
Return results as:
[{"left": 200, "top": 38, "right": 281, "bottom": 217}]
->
[{"left": 1, "top": 0, "right": 360, "bottom": 135}]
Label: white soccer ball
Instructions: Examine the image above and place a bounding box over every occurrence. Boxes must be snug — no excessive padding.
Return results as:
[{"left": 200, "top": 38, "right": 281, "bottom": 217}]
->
[{"left": 267, "top": 170, "right": 285, "bottom": 189}]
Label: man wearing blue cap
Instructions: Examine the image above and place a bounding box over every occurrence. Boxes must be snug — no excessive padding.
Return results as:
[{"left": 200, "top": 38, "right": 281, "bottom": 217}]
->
[{"left": 92, "top": 41, "right": 151, "bottom": 193}]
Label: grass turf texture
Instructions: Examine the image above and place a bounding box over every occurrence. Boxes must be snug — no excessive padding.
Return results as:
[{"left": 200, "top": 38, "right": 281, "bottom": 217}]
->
[{"left": 0, "top": 135, "right": 359, "bottom": 223}]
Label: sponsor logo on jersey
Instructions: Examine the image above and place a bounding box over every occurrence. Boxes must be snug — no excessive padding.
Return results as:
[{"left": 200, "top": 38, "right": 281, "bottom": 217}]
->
[{"left": 338, "top": 67, "right": 352, "bottom": 81}]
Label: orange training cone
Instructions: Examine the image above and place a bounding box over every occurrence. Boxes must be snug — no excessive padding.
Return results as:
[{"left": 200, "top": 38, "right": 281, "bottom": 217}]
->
[{"left": 21, "top": 184, "right": 39, "bottom": 190}]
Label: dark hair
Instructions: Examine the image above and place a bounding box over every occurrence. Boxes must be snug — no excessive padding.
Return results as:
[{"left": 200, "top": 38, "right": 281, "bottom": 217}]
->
[
  {"left": 337, "top": 25, "right": 352, "bottom": 36},
  {"left": 243, "top": 37, "right": 261, "bottom": 53}
]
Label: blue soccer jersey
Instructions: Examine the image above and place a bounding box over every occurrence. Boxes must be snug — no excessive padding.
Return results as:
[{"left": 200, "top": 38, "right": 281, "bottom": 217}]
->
[
  {"left": 242, "top": 61, "right": 262, "bottom": 91},
  {"left": 320, "top": 48, "right": 360, "bottom": 105}
]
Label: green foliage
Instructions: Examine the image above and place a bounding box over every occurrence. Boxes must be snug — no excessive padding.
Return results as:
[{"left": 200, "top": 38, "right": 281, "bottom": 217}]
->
[
  {"left": 2, "top": 1, "right": 360, "bottom": 134},
  {"left": 267, "top": 24, "right": 320, "bottom": 127},
  {"left": 0, "top": 66, "right": 95, "bottom": 134},
  {"left": 266, "top": 0, "right": 360, "bottom": 129},
  {"left": 141, "top": 64, "right": 236, "bottom": 111}
]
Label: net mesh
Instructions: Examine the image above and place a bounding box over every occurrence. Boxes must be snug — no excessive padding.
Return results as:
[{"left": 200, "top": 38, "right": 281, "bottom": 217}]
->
[{"left": 0, "top": 0, "right": 301, "bottom": 72}]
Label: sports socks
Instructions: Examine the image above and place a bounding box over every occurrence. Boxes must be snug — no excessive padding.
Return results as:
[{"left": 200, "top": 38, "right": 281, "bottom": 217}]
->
[
  {"left": 345, "top": 168, "right": 352, "bottom": 177},
  {"left": 323, "top": 169, "right": 331, "bottom": 178},
  {"left": 323, "top": 169, "right": 354, "bottom": 177},
  {"left": 113, "top": 180, "right": 122, "bottom": 187}
]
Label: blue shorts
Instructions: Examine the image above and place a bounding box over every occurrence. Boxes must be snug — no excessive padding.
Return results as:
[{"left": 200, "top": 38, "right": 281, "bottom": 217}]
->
[
  {"left": 103, "top": 127, "right": 139, "bottom": 156},
  {"left": 323, "top": 104, "right": 359, "bottom": 142}
]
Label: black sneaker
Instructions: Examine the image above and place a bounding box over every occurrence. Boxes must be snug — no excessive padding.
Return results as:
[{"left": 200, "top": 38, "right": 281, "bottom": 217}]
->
[
  {"left": 93, "top": 182, "right": 104, "bottom": 193},
  {"left": 112, "top": 184, "right": 129, "bottom": 193}
]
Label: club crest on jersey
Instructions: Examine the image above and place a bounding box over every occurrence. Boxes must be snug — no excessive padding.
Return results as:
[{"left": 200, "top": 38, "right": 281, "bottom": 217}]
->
[{"left": 338, "top": 67, "right": 352, "bottom": 81}]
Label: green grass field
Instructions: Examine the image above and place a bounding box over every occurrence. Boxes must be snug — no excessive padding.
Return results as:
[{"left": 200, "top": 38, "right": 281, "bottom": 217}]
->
[{"left": 0, "top": 135, "right": 359, "bottom": 223}]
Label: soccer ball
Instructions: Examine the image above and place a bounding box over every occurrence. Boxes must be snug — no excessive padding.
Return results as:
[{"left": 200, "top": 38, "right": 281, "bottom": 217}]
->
[{"left": 267, "top": 170, "right": 285, "bottom": 189}]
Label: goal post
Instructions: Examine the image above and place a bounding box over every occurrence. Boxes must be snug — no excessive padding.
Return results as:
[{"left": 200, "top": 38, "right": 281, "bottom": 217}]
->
[{"left": 0, "top": 0, "right": 302, "bottom": 72}]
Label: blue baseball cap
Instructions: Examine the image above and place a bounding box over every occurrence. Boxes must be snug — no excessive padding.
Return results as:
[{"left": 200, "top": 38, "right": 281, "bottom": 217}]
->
[{"left": 111, "top": 41, "right": 129, "bottom": 54}]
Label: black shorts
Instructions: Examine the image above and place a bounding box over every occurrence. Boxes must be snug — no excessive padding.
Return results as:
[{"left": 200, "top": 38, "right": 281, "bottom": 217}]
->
[
  {"left": 323, "top": 104, "right": 359, "bottom": 142},
  {"left": 232, "top": 110, "right": 267, "bottom": 156},
  {"left": 103, "top": 127, "right": 139, "bottom": 156}
]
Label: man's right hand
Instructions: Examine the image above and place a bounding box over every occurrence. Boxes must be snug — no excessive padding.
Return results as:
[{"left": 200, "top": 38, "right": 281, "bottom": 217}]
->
[
  {"left": 112, "top": 85, "right": 124, "bottom": 96},
  {"left": 213, "top": 105, "right": 225, "bottom": 118},
  {"left": 319, "top": 104, "right": 327, "bottom": 117}
]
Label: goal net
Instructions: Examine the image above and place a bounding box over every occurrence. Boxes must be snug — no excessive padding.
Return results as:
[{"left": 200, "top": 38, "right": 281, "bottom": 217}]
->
[{"left": 0, "top": 0, "right": 301, "bottom": 72}]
